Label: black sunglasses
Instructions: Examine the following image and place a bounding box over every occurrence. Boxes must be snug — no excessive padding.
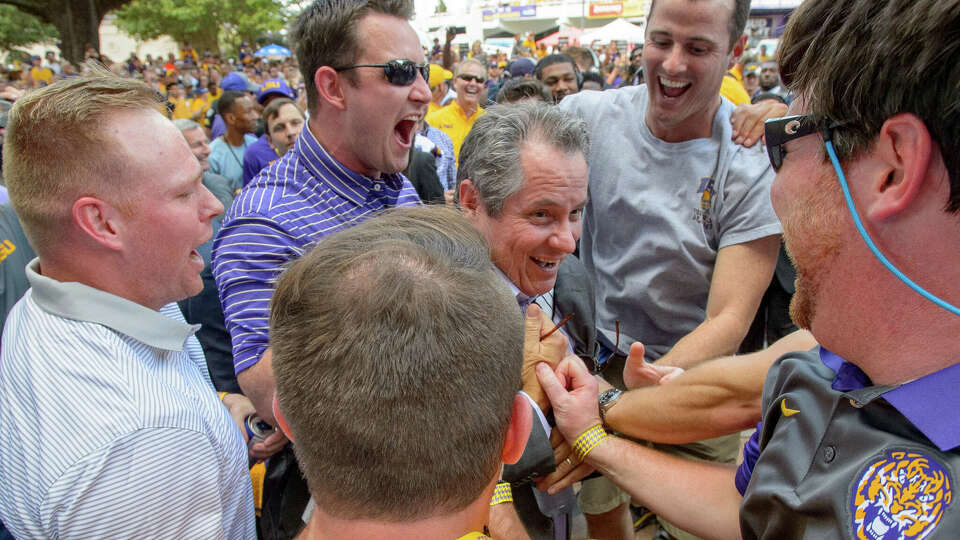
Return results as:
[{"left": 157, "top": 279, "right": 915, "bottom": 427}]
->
[
  {"left": 333, "top": 60, "right": 428, "bottom": 86},
  {"left": 457, "top": 73, "right": 486, "bottom": 84},
  {"left": 763, "top": 114, "right": 819, "bottom": 171}
]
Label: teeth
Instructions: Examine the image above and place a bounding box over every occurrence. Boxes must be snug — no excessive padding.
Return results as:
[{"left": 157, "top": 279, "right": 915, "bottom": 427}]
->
[
  {"left": 402, "top": 115, "right": 420, "bottom": 122},
  {"left": 532, "top": 257, "right": 560, "bottom": 267},
  {"left": 659, "top": 76, "right": 689, "bottom": 88}
]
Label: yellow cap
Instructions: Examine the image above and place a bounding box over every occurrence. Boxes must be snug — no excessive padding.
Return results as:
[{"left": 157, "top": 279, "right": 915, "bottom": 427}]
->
[{"left": 428, "top": 64, "right": 454, "bottom": 88}]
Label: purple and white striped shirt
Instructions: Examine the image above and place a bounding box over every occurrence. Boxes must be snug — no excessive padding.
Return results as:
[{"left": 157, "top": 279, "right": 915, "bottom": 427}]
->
[{"left": 212, "top": 126, "right": 421, "bottom": 375}]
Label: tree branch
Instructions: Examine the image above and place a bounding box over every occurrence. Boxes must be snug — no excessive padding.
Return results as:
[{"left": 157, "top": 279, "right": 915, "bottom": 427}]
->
[{"left": 0, "top": 0, "right": 45, "bottom": 19}]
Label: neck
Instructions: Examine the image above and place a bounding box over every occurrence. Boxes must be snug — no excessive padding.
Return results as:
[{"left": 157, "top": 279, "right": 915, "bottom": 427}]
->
[
  {"left": 299, "top": 487, "right": 493, "bottom": 540},
  {"left": 39, "top": 252, "right": 164, "bottom": 311},
  {"left": 645, "top": 96, "right": 720, "bottom": 143},
  {"left": 224, "top": 128, "right": 247, "bottom": 146},
  {"left": 308, "top": 117, "right": 379, "bottom": 178},
  {"left": 457, "top": 99, "right": 477, "bottom": 117}
]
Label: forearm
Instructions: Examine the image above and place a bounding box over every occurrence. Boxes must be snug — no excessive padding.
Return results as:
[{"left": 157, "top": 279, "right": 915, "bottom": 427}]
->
[
  {"left": 587, "top": 436, "right": 743, "bottom": 540},
  {"left": 237, "top": 348, "right": 278, "bottom": 425},
  {"left": 607, "top": 329, "right": 815, "bottom": 443},
  {"left": 656, "top": 311, "right": 752, "bottom": 369}
]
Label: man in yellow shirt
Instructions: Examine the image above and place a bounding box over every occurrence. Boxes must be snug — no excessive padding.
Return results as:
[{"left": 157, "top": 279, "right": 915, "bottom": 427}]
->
[
  {"left": 427, "top": 64, "right": 452, "bottom": 115},
  {"left": 425, "top": 59, "right": 486, "bottom": 163}
]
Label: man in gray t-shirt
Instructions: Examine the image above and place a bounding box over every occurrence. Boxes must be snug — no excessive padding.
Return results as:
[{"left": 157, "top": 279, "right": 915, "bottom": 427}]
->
[{"left": 559, "top": 0, "right": 781, "bottom": 537}]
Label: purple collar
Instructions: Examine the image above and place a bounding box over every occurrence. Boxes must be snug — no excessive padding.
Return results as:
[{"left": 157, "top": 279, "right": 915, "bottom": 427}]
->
[{"left": 820, "top": 347, "right": 960, "bottom": 451}]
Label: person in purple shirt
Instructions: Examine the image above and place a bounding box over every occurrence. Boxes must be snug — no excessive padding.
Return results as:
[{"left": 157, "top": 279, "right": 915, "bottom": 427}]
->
[
  {"left": 534, "top": 0, "right": 960, "bottom": 538},
  {"left": 212, "top": 0, "right": 428, "bottom": 438},
  {"left": 241, "top": 97, "right": 305, "bottom": 186},
  {"left": 242, "top": 79, "right": 303, "bottom": 186}
]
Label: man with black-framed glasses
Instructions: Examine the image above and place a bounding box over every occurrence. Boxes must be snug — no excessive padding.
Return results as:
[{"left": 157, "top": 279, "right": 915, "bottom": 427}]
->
[
  {"left": 540, "top": 0, "right": 960, "bottom": 537},
  {"left": 426, "top": 58, "right": 487, "bottom": 164},
  {"left": 211, "top": 1, "right": 428, "bottom": 535}
]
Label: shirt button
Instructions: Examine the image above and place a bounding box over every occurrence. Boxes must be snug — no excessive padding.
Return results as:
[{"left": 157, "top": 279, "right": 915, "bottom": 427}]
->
[
  {"left": 823, "top": 445, "right": 837, "bottom": 463},
  {"left": 373, "top": 183, "right": 382, "bottom": 192}
]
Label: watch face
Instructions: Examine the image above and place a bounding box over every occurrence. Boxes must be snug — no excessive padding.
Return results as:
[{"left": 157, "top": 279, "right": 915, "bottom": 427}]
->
[{"left": 599, "top": 388, "right": 622, "bottom": 407}]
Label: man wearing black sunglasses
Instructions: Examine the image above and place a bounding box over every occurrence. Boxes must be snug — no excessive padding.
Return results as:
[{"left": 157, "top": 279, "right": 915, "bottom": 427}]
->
[
  {"left": 541, "top": 0, "right": 960, "bottom": 538},
  {"left": 425, "top": 58, "right": 487, "bottom": 164},
  {"left": 211, "top": 1, "right": 428, "bottom": 534}
]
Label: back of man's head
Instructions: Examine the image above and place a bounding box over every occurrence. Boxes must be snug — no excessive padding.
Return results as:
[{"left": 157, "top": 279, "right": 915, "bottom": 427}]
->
[
  {"left": 290, "top": 0, "right": 414, "bottom": 115},
  {"left": 3, "top": 64, "right": 163, "bottom": 254},
  {"left": 457, "top": 101, "right": 589, "bottom": 216},
  {"left": 495, "top": 77, "right": 552, "bottom": 104},
  {"left": 778, "top": 0, "right": 960, "bottom": 212},
  {"left": 270, "top": 205, "right": 523, "bottom": 521}
]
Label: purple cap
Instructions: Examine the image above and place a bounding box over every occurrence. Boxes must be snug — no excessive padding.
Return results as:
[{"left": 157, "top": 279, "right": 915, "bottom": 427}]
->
[
  {"left": 221, "top": 71, "right": 258, "bottom": 92},
  {"left": 257, "top": 78, "right": 296, "bottom": 104},
  {"left": 508, "top": 57, "right": 535, "bottom": 78}
]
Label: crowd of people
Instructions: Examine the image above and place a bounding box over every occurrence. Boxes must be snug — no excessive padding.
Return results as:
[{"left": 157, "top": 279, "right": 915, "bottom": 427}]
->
[{"left": 0, "top": 0, "right": 958, "bottom": 538}]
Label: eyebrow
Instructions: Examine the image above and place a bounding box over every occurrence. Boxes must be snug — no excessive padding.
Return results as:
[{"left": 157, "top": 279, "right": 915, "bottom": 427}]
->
[{"left": 648, "top": 30, "right": 720, "bottom": 48}]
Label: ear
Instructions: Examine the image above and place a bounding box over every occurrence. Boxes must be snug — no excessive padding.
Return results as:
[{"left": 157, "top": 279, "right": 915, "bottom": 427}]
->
[
  {"left": 314, "top": 66, "right": 347, "bottom": 111},
  {"left": 72, "top": 196, "right": 124, "bottom": 250},
  {"left": 501, "top": 394, "right": 532, "bottom": 465},
  {"left": 728, "top": 34, "right": 748, "bottom": 70},
  {"left": 272, "top": 393, "right": 295, "bottom": 442},
  {"left": 863, "top": 113, "right": 934, "bottom": 222},
  {"left": 458, "top": 179, "right": 480, "bottom": 215}
]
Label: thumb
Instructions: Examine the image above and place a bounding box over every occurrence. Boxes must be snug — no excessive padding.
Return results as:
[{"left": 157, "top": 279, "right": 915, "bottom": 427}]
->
[
  {"left": 535, "top": 362, "right": 564, "bottom": 402},
  {"left": 524, "top": 304, "right": 543, "bottom": 351},
  {"left": 628, "top": 341, "right": 645, "bottom": 361}
]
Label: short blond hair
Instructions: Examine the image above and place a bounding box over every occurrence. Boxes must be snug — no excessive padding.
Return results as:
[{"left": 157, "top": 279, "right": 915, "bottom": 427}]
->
[{"left": 2, "top": 64, "right": 164, "bottom": 253}]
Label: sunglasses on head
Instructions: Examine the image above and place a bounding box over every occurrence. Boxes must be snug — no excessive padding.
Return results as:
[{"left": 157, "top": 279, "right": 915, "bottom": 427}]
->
[
  {"left": 763, "top": 114, "right": 820, "bottom": 171},
  {"left": 334, "top": 59, "right": 429, "bottom": 86},
  {"left": 457, "top": 73, "right": 486, "bottom": 84}
]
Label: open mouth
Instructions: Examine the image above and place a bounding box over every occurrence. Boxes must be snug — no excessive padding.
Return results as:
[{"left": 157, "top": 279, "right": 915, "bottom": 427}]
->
[
  {"left": 394, "top": 115, "right": 419, "bottom": 148},
  {"left": 659, "top": 76, "right": 691, "bottom": 98},
  {"left": 531, "top": 256, "right": 561, "bottom": 271}
]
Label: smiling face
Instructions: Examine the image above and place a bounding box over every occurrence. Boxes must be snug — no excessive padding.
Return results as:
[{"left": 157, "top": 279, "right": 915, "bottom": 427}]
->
[
  {"left": 181, "top": 127, "right": 211, "bottom": 171},
  {"left": 115, "top": 110, "right": 224, "bottom": 309},
  {"left": 643, "top": 0, "right": 742, "bottom": 142},
  {"left": 466, "top": 140, "right": 588, "bottom": 296},
  {"left": 338, "top": 12, "right": 430, "bottom": 178},
  {"left": 539, "top": 61, "right": 579, "bottom": 102},
  {"left": 454, "top": 62, "right": 486, "bottom": 110}
]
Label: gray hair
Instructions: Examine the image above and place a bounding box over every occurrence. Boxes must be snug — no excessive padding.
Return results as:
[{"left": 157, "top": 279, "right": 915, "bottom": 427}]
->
[
  {"left": 172, "top": 118, "right": 201, "bottom": 133},
  {"left": 456, "top": 101, "right": 589, "bottom": 216}
]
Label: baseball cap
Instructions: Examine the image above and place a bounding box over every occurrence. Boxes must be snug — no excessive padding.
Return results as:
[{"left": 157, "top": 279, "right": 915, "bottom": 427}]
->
[
  {"left": 508, "top": 57, "right": 535, "bottom": 78},
  {"left": 221, "top": 71, "right": 259, "bottom": 92},
  {"left": 257, "top": 78, "right": 297, "bottom": 104},
  {"left": 428, "top": 64, "right": 453, "bottom": 89}
]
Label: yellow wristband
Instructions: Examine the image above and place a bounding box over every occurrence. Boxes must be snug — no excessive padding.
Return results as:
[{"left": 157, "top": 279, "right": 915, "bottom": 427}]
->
[
  {"left": 571, "top": 424, "right": 609, "bottom": 462},
  {"left": 218, "top": 392, "right": 229, "bottom": 402},
  {"left": 489, "top": 482, "right": 513, "bottom": 506}
]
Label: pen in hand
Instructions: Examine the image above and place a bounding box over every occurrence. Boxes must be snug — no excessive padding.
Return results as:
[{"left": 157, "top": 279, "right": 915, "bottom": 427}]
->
[{"left": 540, "top": 312, "right": 574, "bottom": 341}]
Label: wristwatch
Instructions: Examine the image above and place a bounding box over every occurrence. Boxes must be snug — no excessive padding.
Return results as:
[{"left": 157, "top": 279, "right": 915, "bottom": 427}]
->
[{"left": 598, "top": 388, "right": 623, "bottom": 424}]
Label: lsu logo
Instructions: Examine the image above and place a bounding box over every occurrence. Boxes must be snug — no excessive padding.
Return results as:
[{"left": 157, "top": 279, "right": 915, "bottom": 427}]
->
[
  {"left": 693, "top": 176, "right": 715, "bottom": 229},
  {"left": 851, "top": 450, "right": 952, "bottom": 540},
  {"left": 0, "top": 239, "right": 15, "bottom": 263}
]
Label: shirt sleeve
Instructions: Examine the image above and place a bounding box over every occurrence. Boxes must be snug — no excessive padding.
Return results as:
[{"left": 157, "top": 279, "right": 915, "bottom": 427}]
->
[
  {"left": 212, "top": 210, "right": 303, "bottom": 375},
  {"left": 715, "top": 147, "right": 783, "bottom": 249},
  {"left": 41, "top": 428, "right": 252, "bottom": 539},
  {"left": 735, "top": 423, "right": 763, "bottom": 495}
]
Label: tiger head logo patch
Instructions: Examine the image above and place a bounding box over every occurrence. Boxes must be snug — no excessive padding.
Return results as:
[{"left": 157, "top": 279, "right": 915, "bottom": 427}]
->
[{"left": 851, "top": 449, "right": 952, "bottom": 539}]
